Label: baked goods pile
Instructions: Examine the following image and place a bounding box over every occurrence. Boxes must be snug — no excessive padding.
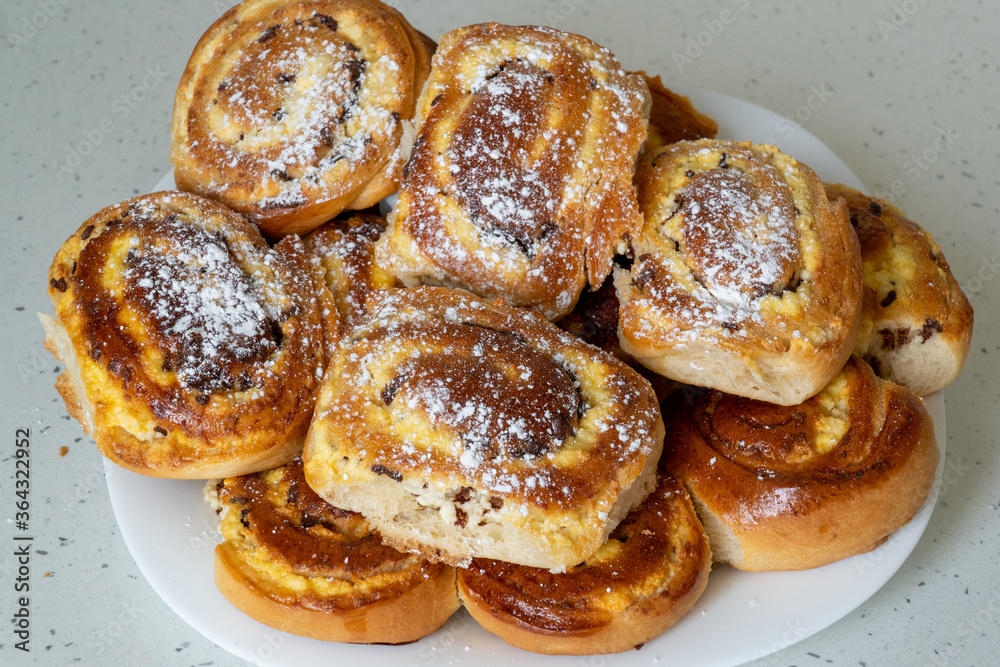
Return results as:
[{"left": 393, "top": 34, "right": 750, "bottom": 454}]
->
[{"left": 41, "top": 0, "right": 973, "bottom": 656}]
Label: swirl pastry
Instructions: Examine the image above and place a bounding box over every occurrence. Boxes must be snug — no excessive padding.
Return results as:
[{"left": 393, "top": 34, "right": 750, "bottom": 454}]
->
[
  {"left": 827, "top": 183, "right": 973, "bottom": 395},
  {"left": 42, "top": 191, "right": 333, "bottom": 478},
  {"left": 616, "top": 139, "right": 863, "bottom": 405},
  {"left": 375, "top": 23, "right": 651, "bottom": 320},
  {"left": 304, "top": 286, "right": 664, "bottom": 571},
  {"left": 638, "top": 71, "right": 718, "bottom": 155},
  {"left": 303, "top": 213, "right": 399, "bottom": 330},
  {"left": 171, "top": 0, "right": 434, "bottom": 238},
  {"left": 457, "top": 469, "right": 710, "bottom": 655},
  {"left": 209, "top": 458, "right": 459, "bottom": 643},
  {"left": 662, "top": 356, "right": 939, "bottom": 571}
]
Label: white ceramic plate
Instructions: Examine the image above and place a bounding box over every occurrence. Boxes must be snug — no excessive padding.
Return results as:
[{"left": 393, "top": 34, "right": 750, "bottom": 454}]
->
[{"left": 108, "top": 89, "right": 947, "bottom": 667}]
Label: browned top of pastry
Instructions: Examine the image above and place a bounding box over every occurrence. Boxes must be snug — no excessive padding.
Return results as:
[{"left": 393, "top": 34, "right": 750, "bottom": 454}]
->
[
  {"left": 662, "top": 356, "right": 936, "bottom": 525},
  {"left": 171, "top": 0, "right": 433, "bottom": 237},
  {"left": 216, "top": 458, "right": 448, "bottom": 610},
  {"left": 307, "top": 286, "right": 662, "bottom": 513},
  {"left": 376, "top": 23, "right": 650, "bottom": 320},
  {"left": 620, "top": 140, "right": 861, "bottom": 366},
  {"left": 47, "top": 191, "right": 332, "bottom": 476},
  {"left": 458, "top": 470, "right": 709, "bottom": 633}
]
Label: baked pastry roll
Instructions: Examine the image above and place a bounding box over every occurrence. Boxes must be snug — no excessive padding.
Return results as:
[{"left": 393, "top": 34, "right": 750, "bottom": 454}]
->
[
  {"left": 457, "top": 469, "right": 710, "bottom": 655},
  {"left": 304, "top": 286, "right": 664, "bottom": 571},
  {"left": 42, "top": 191, "right": 333, "bottom": 478},
  {"left": 303, "top": 213, "right": 399, "bottom": 330},
  {"left": 616, "top": 140, "right": 863, "bottom": 405},
  {"left": 171, "top": 0, "right": 434, "bottom": 238},
  {"left": 375, "top": 23, "right": 651, "bottom": 320},
  {"left": 826, "top": 183, "right": 973, "bottom": 395},
  {"left": 662, "top": 356, "right": 939, "bottom": 571},
  {"left": 637, "top": 71, "right": 718, "bottom": 155},
  {"left": 209, "top": 458, "right": 459, "bottom": 643}
]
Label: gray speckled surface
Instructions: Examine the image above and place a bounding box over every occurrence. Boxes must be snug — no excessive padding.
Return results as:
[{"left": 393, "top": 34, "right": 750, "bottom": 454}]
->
[{"left": 2, "top": 0, "right": 997, "bottom": 665}]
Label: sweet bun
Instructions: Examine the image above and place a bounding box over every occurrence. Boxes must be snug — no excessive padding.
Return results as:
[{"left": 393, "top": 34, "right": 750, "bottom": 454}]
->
[
  {"left": 43, "top": 191, "right": 333, "bottom": 478},
  {"left": 210, "top": 458, "right": 459, "bottom": 643},
  {"left": 662, "top": 356, "right": 939, "bottom": 571},
  {"left": 171, "top": 0, "right": 434, "bottom": 238},
  {"left": 616, "top": 139, "right": 863, "bottom": 405},
  {"left": 457, "top": 469, "right": 711, "bottom": 654},
  {"left": 827, "top": 183, "right": 973, "bottom": 395},
  {"left": 375, "top": 23, "right": 651, "bottom": 320},
  {"left": 304, "top": 286, "right": 664, "bottom": 571},
  {"left": 303, "top": 213, "right": 400, "bottom": 330}
]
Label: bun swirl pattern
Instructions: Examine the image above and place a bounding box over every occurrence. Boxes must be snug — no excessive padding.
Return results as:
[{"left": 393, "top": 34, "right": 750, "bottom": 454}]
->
[
  {"left": 376, "top": 23, "right": 651, "bottom": 320},
  {"left": 43, "top": 191, "right": 333, "bottom": 478},
  {"left": 457, "top": 469, "right": 711, "bottom": 655},
  {"left": 662, "top": 357, "right": 939, "bottom": 571},
  {"left": 304, "top": 286, "right": 664, "bottom": 570},
  {"left": 171, "top": 0, "right": 434, "bottom": 238},
  {"left": 210, "top": 458, "right": 459, "bottom": 643},
  {"left": 616, "top": 139, "right": 863, "bottom": 405}
]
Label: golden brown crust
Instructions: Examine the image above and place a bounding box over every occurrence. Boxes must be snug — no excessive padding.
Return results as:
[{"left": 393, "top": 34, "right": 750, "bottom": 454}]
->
[
  {"left": 304, "top": 286, "right": 664, "bottom": 570},
  {"left": 212, "top": 459, "right": 459, "bottom": 643},
  {"left": 171, "top": 0, "right": 434, "bottom": 238},
  {"left": 375, "top": 23, "right": 651, "bottom": 320},
  {"left": 635, "top": 71, "right": 718, "bottom": 155},
  {"left": 826, "top": 183, "right": 973, "bottom": 395},
  {"left": 302, "top": 213, "right": 400, "bottom": 330},
  {"left": 617, "top": 140, "right": 863, "bottom": 405},
  {"left": 457, "top": 470, "right": 711, "bottom": 654},
  {"left": 46, "top": 191, "right": 334, "bottom": 478},
  {"left": 661, "top": 357, "right": 939, "bottom": 571}
]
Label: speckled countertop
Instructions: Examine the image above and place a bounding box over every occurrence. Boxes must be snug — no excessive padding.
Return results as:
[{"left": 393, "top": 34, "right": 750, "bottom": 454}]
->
[{"left": 2, "top": 1, "right": 997, "bottom": 665}]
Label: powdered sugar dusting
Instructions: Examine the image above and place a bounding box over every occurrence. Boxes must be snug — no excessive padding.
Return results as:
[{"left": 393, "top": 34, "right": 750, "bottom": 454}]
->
[
  {"left": 680, "top": 167, "right": 800, "bottom": 309},
  {"left": 625, "top": 144, "right": 807, "bottom": 336},
  {"left": 320, "top": 288, "right": 661, "bottom": 506},
  {"left": 381, "top": 24, "right": 649, "bottom": 320},
  {"left": 180, "top": 11, "right": 414, "bottom": 213},
  {"left": 305, "top": 215, "right": 387, "bottom": 328},
  {"left": 121, "top": 213, "right": 283, "bottom": 392}
]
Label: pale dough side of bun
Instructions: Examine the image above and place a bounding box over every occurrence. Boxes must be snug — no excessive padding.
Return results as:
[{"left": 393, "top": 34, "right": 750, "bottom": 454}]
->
[
  {"left": 613, "top": 286, "right": 851, "bottom": 407},
  {"left": 306, "top": 431, "right": 662, "bottom": 571},
  {"left": 214, "top": 546, "right": 459, "bottom": 644},
  {"left": 39, "top": 312, "right": 93, "bottom": 435},
  {"left": 871, "top": 335, "right": 969, "bottom": 397}
]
